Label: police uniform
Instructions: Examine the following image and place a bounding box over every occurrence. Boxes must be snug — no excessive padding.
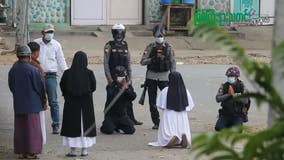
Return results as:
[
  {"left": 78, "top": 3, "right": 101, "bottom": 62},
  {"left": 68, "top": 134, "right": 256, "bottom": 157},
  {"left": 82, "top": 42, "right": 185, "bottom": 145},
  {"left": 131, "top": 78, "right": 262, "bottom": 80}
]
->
[
  {"left": 215, "top": 79, "right": 249, "bottom": 131},
  {"left": 104, "top": 40, "right": 142, "bottom": 125},
  {"left": 104, "top": 40, "right": 131, "bottom": 81},
  {"left": 140, "top": 42, "right": 176, "bottom": 127}
]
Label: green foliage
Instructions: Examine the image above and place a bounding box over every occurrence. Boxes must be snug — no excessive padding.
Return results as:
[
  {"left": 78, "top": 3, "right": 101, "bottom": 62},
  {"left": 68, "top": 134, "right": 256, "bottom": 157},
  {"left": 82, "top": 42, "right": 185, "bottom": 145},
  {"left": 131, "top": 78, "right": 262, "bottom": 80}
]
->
[{"left": 188, "top": 21, "right": 284, "bottom": 160}]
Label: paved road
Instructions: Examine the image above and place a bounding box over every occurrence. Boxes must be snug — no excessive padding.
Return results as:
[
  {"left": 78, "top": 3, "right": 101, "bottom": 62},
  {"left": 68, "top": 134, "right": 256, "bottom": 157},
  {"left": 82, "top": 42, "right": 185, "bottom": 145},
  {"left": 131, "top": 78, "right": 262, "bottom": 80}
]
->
[{"left": 0, "top": 64, "right": 268, "bottom": 160}]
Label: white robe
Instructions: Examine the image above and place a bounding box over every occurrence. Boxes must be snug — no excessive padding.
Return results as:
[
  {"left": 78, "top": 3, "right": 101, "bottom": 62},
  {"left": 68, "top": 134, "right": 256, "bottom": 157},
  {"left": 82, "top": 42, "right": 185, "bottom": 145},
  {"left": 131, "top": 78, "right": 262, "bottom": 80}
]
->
[
  {"left": 39, "top": 111, "right": 46, "bottom": 145},
  {"left": 63, "top": 111, "right": 96, "bottom": 148},
  {"left": 148, "top": 87, "right": 194, "bottom": 148}
]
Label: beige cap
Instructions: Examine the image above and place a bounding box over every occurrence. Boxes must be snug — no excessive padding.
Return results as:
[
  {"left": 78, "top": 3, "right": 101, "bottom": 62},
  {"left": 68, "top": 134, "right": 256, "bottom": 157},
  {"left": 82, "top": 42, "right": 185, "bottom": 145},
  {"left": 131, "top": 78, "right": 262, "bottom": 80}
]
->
[{"left": 43, "top": 23, "right": 55, "bottom": 32}]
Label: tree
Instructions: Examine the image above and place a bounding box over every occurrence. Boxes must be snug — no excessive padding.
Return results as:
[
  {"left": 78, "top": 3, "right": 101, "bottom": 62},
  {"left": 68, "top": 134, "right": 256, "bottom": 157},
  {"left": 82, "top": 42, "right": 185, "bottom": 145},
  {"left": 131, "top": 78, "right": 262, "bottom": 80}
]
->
[
  {"left": 15, "top": 0, "right": 28, "bottom": 46},
  {"left": 188, "top": 0, "right": 284, "bottom": 159},
  {"left": 269, "top": 0, "right": 284, "bottom": 126},
  {"left": 1, "top": 0, "right": 28, "bottom": 55}
]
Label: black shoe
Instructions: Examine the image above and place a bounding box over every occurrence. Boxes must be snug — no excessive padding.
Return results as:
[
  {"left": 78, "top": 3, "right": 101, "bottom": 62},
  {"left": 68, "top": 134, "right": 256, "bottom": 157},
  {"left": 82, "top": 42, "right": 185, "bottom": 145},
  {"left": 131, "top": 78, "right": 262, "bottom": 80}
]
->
[
  {"left": 152, "top": 124, "right": 159, "bottom": 130},
  {"left": 134, "top": 120, "right": 143, "bottom": 125},
  {"left": 52, "top": 126, "right": 60, "bottom": 134},
  {"left": 115, "top": 128, "right": 120, "bottom": 133},
  {"left": 65, "top": 153, "right": 76, "bottom": 157},
  {"left": 81, "top": 153, "right": 88, "bottom": 157}
]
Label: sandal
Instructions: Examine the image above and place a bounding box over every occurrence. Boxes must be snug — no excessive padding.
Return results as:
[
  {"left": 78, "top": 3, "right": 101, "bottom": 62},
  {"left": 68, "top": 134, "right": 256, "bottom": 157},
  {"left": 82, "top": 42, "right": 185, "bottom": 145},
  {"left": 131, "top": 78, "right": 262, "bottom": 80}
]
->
[
  {"left": 26, "top": 154, "right": 39, "bottom": 159},
  {"left": 17, "top": 154, "right": 26, "bottom": 159}
]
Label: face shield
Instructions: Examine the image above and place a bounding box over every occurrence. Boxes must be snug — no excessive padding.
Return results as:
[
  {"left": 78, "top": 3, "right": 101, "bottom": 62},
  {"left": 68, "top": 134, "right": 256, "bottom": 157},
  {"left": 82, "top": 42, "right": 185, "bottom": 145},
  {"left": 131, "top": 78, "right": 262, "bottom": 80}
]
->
[{"left": 112, "top": 29, "right": 125, "bottom": 41}]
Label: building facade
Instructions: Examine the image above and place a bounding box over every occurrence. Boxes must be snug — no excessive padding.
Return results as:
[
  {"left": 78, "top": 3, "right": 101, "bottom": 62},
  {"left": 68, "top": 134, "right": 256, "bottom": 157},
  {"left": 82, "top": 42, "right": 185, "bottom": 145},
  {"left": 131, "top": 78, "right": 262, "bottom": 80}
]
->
[{"left": 3, "top": 0, "right": 276, "bottom": 28}]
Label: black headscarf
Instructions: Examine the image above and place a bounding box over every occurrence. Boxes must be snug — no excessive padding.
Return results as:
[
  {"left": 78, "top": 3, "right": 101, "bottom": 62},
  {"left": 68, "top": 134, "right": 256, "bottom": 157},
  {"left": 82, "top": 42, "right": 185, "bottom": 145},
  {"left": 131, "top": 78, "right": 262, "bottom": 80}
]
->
[
  {"left": 64, "top": 51, "right": 90, "bottom": 97},
  {"left": 166, "top": 71, "right": 188, "bottom": 112},
  {"left": 71, "top": 51, "right": 88, "bottom": 70}
]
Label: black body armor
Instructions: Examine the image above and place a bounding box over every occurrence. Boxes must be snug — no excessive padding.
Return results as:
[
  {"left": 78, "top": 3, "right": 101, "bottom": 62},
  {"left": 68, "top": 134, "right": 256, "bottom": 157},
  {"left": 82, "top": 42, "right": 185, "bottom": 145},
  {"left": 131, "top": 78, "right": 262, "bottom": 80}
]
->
[
  {"left": 108, "top": 41, "right": 129, "bottom": 77},
  {"left": 147, "top": 43, "right": 171, "bottom": 72}
]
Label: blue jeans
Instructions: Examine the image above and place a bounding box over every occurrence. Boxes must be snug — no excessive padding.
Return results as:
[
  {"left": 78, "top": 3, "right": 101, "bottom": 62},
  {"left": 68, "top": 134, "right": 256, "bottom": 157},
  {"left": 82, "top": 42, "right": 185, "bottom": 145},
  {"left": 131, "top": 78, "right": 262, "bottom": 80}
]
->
[
  {"left": 45, "top": 74, "right": 60, "bottom": 127},
  {"left": 215, "top": 115, "right": 243, "bottom": 131}
]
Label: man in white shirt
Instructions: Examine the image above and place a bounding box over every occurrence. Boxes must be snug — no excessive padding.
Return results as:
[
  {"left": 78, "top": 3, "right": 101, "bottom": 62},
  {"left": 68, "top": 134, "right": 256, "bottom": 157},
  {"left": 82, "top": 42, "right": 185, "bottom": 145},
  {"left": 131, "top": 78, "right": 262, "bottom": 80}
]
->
[{"left": 34, "top": 24, "right": 68, "bottom": 134}]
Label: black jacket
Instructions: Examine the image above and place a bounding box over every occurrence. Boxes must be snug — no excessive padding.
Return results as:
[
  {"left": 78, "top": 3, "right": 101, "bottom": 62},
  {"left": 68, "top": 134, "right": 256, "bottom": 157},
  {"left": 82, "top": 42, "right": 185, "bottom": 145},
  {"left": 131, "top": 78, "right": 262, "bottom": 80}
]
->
[{"left": 105, "top": 81, "right": 136, "bottom": 118}]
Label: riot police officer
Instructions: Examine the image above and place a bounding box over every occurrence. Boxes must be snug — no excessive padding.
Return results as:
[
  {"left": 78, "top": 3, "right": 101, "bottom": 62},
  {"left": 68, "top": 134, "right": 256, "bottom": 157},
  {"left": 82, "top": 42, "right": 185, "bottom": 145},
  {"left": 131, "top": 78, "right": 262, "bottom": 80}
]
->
[
  {"left": 140, "top": 25, "right": 176, "bottom": 129},
  {"left": 215, "top": 66, "right": 250, "bottom": 131},
  {"left": 103, "top": 24, "right": 142, "bottom": 125}
]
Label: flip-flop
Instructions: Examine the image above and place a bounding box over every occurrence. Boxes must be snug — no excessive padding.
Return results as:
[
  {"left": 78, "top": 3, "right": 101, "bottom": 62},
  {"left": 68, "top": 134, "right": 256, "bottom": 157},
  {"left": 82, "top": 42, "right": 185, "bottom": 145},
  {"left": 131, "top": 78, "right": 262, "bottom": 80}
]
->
[
  {"left": 26, "top": 154, "right": 39, "bottom": 159},
  {"left": 17, "top": 154, "right": 26, "bottom": 159}
]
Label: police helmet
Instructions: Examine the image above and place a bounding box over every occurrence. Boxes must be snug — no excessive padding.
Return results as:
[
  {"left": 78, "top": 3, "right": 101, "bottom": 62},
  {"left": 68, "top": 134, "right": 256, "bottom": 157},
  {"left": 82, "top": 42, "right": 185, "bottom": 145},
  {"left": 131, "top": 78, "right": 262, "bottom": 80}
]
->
[
  {"left": 112, "top": 24, "right": 126, "bottom": 41},
  {"left": 153, "top": 24, "right": 166, "bottom": 37},
  {"left": 16, "top": 45, "right": 31, "bottom": 57},
  {"left": 114, "top": 66, "right": 127, "bottom": 77},
  {"left": 226, "top": 66, "right": 240, "bottom": 77}
]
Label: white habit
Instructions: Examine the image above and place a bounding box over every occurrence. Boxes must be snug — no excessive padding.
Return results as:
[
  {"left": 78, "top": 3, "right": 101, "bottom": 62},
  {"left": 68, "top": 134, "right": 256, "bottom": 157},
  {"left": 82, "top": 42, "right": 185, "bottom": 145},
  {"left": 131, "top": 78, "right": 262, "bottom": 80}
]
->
[{"left": 148, "top": 87, "right": 195, "bottom": 148}]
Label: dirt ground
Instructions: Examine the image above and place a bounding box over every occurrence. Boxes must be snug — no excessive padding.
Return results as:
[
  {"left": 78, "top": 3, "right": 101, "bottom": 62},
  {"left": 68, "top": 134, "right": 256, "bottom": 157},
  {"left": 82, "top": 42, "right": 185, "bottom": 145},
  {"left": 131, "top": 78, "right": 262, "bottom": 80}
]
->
[{"left": 0, "top": 26, "right": 273, "bottom": 65}]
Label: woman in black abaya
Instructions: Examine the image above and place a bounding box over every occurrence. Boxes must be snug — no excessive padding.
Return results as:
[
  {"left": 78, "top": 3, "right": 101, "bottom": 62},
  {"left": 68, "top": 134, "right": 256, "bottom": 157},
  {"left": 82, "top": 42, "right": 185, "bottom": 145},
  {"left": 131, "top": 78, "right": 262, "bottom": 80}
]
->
[{"left": 60, "top": 51, "right": 96, "bottom": 157}]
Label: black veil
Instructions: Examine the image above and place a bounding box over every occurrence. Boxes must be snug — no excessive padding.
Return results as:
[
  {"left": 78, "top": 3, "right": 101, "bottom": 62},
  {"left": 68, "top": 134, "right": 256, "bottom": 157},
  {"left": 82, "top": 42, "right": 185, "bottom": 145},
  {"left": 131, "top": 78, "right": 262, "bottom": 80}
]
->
[
  {"left": 166, "top": 71, "right": 188, "bottom": 111},
  {"left": 65, "top": 51, "right": 90, "bottom": 97}
]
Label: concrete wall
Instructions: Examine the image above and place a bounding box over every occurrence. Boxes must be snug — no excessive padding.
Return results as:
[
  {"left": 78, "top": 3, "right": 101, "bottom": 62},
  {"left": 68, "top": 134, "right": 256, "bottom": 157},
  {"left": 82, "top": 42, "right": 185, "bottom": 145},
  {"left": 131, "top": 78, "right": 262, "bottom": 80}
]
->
[
  {"left": 29, "top": 0, "right": 67, "bottom": 23},
  {"left": 145, "top": 0, "right": 163, "bottom": 27},
  {"left": 198, "top": 0, "right": 230, "bottom": 12},
  {"left": 144, "top": 0, "right": 193, "bottom": 28}
]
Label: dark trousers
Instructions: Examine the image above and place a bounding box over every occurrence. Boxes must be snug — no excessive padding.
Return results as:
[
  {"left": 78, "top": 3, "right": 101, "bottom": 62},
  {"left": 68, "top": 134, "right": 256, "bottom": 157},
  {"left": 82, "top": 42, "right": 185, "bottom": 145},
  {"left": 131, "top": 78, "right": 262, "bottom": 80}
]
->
[
  {"left": 127, "top": 102, "right": 137, "bottom": 123},
  {"left": 100, "top": 115, "right": 135, "bottom": 135},
  {"left": 147, "top": 79, "right": 168, "bottom": 126},
  {"left": 215, "top": 115, "right": 243, "bottom": 131}
]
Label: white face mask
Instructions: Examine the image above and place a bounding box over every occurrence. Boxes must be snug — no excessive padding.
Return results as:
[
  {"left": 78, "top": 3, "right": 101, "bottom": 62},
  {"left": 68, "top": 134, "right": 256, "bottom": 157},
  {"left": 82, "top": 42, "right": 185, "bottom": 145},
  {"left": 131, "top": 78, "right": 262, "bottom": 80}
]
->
[
  {"left": 227, "top": 77, "right": 236, "bottom": 84},
  {"left": 44, "top": 33, "right": 54, "bottom": 41},
  {"left": 117, "top": 76, "right": 124, "bottom": 83},
  {"left": 155, "top": 37, "right": 164, "bottom": 44}
]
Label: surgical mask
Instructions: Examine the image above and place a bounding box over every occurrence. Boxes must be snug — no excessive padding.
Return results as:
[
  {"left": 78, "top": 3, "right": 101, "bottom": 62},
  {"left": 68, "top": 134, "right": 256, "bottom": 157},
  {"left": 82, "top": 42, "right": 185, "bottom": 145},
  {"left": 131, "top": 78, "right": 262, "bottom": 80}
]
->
[
  {"left": 44, "top": 33, "right": 54, "bottom": 41},
  {"left": 155, "top": 37, "right": 164, "bottom": 44},
  {"left": 117, "top": 77, "right": 124, "bottom": 82},
  {"left": 227, "top": 77, "right": 236, "bottom": 84}
]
